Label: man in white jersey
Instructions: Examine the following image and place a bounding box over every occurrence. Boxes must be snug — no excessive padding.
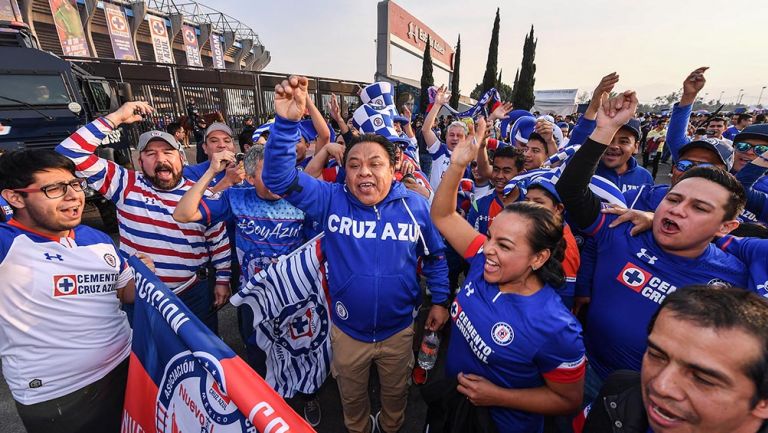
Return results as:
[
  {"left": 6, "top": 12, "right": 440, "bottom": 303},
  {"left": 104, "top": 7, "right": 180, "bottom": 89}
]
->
[
  {"left": 0, "top": 149, "right": 147, "bottom": 433},
  {"left": 56, "top": 101, "right": 231, "bottom": 332}
]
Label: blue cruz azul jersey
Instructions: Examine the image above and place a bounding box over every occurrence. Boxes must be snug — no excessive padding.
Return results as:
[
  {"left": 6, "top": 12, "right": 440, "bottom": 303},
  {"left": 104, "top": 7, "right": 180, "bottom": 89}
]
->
[
  {"left": 446, "top": 240, "right": 585, "bottom": 433},
  {"left": 199, "top": 184, "right": 315, "bottom": 283},
  {"left": 582, "top": 212, "right": 749, "bottom": 379}
]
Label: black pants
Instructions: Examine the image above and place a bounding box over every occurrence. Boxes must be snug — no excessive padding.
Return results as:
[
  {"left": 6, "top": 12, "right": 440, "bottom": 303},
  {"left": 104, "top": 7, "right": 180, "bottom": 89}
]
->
[{"left": 15, "top": 358, "right": 129, "bottom": 433}]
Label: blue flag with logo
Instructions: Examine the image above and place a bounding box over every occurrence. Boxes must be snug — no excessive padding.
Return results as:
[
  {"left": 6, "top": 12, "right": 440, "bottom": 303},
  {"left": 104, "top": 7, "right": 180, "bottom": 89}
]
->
[
  {"left": 122, "top": 257, "right": 315, "bottom": 433},
  {"left": 230, "top": 234, "right": 331, "bottom": 398}
]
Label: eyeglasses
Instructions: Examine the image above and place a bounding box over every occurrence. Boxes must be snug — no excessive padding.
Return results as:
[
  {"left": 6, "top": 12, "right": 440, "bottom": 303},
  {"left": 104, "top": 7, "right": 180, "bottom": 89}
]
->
[
  {"left": 674, "top": 160, "right": 714, "bottom": 173},
  {"left": 734, "top": 141, "right": 768, "bottom": 155},
  {"left": 14, "top": 178, "right": 87, "bottom": 199}
]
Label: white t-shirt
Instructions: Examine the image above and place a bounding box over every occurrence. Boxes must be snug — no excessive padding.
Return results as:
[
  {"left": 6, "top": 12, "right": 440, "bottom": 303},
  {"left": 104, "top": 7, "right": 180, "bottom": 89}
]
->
[
  {"left": 427, "top": 138, "right": 453, "bottom": 191},
  {"left": 0, "top": 221, "right": 132, "bottom": 404}
]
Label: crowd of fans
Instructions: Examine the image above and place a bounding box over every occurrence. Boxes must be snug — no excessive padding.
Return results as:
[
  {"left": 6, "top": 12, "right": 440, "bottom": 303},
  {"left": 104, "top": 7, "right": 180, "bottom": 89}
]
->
[{"left": 2, "top": 65, "right": 768, "bottom": 433}]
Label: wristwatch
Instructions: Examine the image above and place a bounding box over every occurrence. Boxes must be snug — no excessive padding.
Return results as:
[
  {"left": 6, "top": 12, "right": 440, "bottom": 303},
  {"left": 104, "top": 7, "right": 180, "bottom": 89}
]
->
[{"left": 432, "top": 299, "right": 452, "bottom": 309}]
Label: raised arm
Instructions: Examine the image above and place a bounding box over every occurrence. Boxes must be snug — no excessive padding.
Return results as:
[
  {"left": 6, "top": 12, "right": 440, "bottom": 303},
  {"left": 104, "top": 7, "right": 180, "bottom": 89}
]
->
[
  {"left": 262, "top": 75, "right": 335, "bottom": 223},
  {"left": 422, "top": 85, "right": 448, "bottom": 149},
  {"left": 430, "top": 118, "right": 487, "bottom": 255},
  {"left": 568, "top": 73, "right": 618, "bottom": 146},
  {"left": 327, "top": 93, "right": 350, "bottom": 135},
  {"left": 56, "top": 101, "right": 152, "bottom": 201},
  {"left": 174, "top": 150, "right": 235, "bottom": 223},
  {"left": 306, "top": 95, "right": 330, "bottom": 153},
  {"left": 667, "top": 67, "right": 708, "bottom": 160},
  {"left": 557, "top": 91, "right": 639, "bottom": 230}
]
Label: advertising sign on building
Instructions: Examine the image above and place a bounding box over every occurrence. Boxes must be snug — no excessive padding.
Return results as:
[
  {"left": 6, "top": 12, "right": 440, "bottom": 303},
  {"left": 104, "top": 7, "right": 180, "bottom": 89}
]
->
[
  {"left": 182, "top": 24, "right": 203, "bottom": 67},
  {"left": 147, "top": 14, "right": 173, "bottom": 63},
  {"left": 48, "top": 0, "right": 91, "bottom": 57},
  {"left": 104, "top": 3, "right": 137, "bottom": 60},
  {"left": 386, "top": 1, "right": 454, "bottom": 72},
  {"left": 210, "top": 34, "right": 226, "bottom": 70}
]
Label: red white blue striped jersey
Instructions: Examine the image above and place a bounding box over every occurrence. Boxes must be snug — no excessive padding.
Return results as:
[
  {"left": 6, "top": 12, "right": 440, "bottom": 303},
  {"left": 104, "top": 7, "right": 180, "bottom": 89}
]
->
[
  {"left": 56, "top": 118, "right": 231, "bottom": 292},
  {"left": 0, "top": 220, "right": 132, "bottom": 404}
]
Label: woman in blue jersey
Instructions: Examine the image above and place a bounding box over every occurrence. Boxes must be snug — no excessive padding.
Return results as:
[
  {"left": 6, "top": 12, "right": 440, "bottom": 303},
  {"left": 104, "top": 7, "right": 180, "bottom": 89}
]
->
[{"left": 430, "top": 118, "right": 586, "bottom": 433}]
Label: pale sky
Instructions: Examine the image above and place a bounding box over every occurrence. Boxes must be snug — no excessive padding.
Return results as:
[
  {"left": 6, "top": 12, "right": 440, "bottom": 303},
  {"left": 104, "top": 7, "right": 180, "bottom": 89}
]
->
[{"left": 222, "top": 0, "right": 768, "bottom": 105}]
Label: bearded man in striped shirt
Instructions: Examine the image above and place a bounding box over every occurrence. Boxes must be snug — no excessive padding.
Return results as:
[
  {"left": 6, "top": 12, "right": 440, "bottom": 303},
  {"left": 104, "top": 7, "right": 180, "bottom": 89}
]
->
[{"left": 56, "top": 101, "right": 231, "bottom": 332}]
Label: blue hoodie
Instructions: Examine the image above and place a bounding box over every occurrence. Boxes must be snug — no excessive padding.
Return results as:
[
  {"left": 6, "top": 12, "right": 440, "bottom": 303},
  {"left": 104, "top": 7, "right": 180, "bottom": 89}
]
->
[{"left": 263, "top": 116, "right": 449, "bottom": 343}]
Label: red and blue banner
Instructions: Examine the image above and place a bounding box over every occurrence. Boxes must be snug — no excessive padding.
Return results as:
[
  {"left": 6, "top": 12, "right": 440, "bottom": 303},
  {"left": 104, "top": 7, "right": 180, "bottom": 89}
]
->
[{"left": 122, "top": 256, "right": 315, "bottom": 433}]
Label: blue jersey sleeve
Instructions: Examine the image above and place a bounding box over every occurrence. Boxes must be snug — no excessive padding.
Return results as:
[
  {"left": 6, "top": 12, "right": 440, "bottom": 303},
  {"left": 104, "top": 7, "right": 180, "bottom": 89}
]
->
[
  {"left": 666, "top": 103, "right": 693, "bottom": 161},
  {"left": 262, "top": 116, "right": 335, "bottom": 225},
  {"left": 567, "top": 117, "right": 597, "bottom": 147},
  {"left": 198, "top": 190, "right": 232, "bottom": 226},
  {"left": 718, "top": 236, "right": 768, "bottom": 296},
  {"left": 536, "top": 315, "right": 586, "bottom": 384},
  {"left": 736, "top": 164, "right": 768, "bottom": 223}
]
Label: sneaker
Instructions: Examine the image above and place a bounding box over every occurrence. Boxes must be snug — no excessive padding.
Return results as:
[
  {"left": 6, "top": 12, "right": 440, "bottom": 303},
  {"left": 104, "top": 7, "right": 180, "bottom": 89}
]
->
[
  {"left": 371, "top": 411, "right": 381, "bottom": 433},
  {"left": 303, "top": 396, "right": 321, "bottom": 427}
]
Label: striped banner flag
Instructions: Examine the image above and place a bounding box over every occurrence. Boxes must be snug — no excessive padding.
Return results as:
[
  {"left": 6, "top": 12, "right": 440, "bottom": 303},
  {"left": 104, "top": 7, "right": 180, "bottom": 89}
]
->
[{"left": 230, "top": 234, "right": 332, "bottom": 398}]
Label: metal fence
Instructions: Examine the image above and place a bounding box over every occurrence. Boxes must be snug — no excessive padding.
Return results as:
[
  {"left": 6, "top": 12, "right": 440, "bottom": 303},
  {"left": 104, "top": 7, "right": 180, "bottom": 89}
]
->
[{"left": 66, "top": 57, "right": 367, "bottom": 136}]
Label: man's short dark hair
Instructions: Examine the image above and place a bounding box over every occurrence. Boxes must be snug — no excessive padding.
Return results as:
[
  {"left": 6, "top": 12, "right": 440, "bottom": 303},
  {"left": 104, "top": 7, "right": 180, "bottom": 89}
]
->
[
  {"left": 708, "top": 116, "right": 727, "bottom": 126},
  {"left": 648, "top": 285, "right": 768, "bottom": 407},
  {"left": 677, "top": 165, "right": 745, "bottom": 220},
  {"left": 0, "top": 149, "right": 76, "bottom": 192},
  {"left": 167, "top": 122, "right": 183, "bottom": 135},
  {"left": 755, "top": 114, "right": 766, "bottom": 124},
  {"left": 343, "top": 134, "right": 397, "bottom": 168},
  {"left": 738, "top": 113, "right": 754, "bottom": 123},
  {"left": 493, "top": 146, "right": 525, "bottom": 172}
]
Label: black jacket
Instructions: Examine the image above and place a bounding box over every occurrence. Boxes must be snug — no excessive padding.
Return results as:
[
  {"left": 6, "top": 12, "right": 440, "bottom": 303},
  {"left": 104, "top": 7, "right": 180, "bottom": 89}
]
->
[
  {"left": 421, "top": 377, "right": 498, "bottom": 433},
  {"left": 583, "top": 370, "right": 768, "bottom": 433}
]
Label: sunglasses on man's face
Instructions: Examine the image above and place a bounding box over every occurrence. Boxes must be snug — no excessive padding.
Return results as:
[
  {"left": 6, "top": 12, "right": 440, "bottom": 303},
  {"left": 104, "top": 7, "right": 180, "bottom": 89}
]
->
[
  {"left": 674, "top": 159, "right": 714, "bottom": 173},
  {"left": 734, "top": 141, "right": 768, "bottom": 155}
]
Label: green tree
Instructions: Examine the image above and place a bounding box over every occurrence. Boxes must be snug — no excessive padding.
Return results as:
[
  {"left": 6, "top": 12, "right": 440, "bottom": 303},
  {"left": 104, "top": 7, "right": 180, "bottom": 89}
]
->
[
  {"left": 513, "top": 26, "right": 537, "bottom": 110},
  {"left": 480, "top": 8, "right": 500, "bottom": 95},
  {"left": 449, "top": 35, "right": 461, "bottom": 110},
  {"left": 419, "top": 35, "right": 434, "bottom": 115},
  {"left": 511, "top": 68, "right": 519, "bottom": 103}
]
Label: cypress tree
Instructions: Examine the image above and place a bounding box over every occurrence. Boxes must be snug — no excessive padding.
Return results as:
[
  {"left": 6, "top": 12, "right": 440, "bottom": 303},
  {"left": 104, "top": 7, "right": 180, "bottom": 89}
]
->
[
  {"left": 497, "top": 68, "right": 503, "bottom": 87},
  {"left": 419, "top": 35, "right": 434, "bottom": 115},
  {"left": 449, "top": 35, "right": 461, "bottom": 110},
  {"left": 513, "top": 26, "right": 537, "bottom": 110},
  {"left": 511, "top": 68, "right": 520, "bottom": 102},
  {"left": 480, "top": 8, "right": 500, "bottom": 95}
]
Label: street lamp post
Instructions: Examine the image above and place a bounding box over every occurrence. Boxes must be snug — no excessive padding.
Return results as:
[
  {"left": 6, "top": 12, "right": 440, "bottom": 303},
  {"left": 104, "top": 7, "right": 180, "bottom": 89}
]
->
[
  {"left": 759, "top": 86, "right": 766, "bottom": 106},
  {"left": 737, "top": 89, "right": 745, "bottom": 105},
  {"left": 718, "top": 90, "right": 725, "bottom": 104}
]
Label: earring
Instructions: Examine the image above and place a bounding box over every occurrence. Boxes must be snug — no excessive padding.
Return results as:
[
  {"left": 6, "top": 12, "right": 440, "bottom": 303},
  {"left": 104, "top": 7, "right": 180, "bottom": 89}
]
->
[{"left": 531, "top": 265, "right": 537, "bottom": 271}]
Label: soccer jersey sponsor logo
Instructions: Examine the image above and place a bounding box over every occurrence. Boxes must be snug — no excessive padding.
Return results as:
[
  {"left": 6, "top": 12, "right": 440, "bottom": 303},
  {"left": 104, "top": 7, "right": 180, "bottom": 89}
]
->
[
  {"left": 451, "top": 299, "right": 494, "bottom": 363},
  {"left": 53, "top": 273, "right": 120, "bottom": 297},
  {"left": 617, "top": 263, "right": 650, "bottom": 292},
  {"left": 53, "top": 275, "right": 77, "bottom": 296},
  {"left": 615, "top": 262, "right": 678, "bottom": 304},
  {"left": 491, "top": 322, "right": 514, "bottom": 346}
]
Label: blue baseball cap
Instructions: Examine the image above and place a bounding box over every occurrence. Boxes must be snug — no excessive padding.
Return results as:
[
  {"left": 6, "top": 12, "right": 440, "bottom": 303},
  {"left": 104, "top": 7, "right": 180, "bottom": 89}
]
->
[
  {"left": 679, "top": 137, "right": 734, "bottom": 171},
  {"left": 734, "top": 124, "right": 768, "bottom": 143},
  {"left": 619, "top": 118, "right": 642, "bottom": 141},
  {"left": 298, "top": 119, "right": 336, "bottom": 143},
  {"left": 521, "top": 176, "right": 561, "bottom": 203}
]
